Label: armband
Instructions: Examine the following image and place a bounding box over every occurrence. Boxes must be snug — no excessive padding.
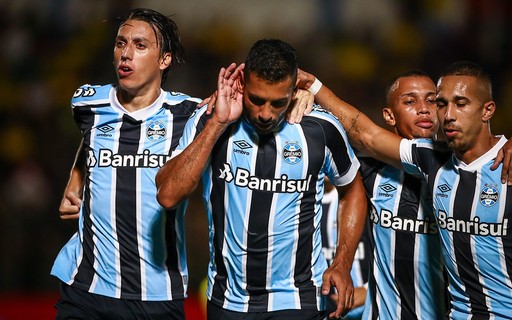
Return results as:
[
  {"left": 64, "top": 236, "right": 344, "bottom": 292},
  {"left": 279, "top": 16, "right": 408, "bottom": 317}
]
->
[{"left": 308, "top": 78, "right": 323, "bottom": 95}]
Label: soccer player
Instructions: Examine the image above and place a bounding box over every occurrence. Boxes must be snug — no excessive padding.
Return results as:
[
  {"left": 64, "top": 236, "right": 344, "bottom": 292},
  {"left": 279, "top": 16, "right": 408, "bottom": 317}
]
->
[
  {"left": 357, "top": 71, "right": 449, "bottom": 319},
  {"left": 297, "top": 61, "right": 512, "bottom": 318},
  {"left": 321, "top": 178, "right": 369, "bottom": 320},
  {"left": 51, "top": 8, "right": 201, "bottom": 319},
  {"left": 156, "top": 39, "right": 367, "bottom": 319}
]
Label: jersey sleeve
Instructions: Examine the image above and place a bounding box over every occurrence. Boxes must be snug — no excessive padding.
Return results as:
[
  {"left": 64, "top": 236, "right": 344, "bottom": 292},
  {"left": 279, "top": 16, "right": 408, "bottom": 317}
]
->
[
  {"left": 400, "top": 138, "right": 451, "bottom": 177},
  {"left": 316, "top": 108, "right": 360, "bottom": 187},
  {"left": 70, "top": 84, "right": 112, "bottom": 134},
  {"left": 171, "top": 105, "right": 209, "bottom": 159},
  {"left": 399, "top": 138, "right": 425, "bottom": 176}
]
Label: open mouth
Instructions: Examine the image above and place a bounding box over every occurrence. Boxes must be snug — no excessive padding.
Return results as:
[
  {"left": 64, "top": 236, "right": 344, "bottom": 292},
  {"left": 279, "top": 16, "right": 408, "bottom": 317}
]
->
[{"left": 118, "top": 65, "right": 133, "bottom": 77}]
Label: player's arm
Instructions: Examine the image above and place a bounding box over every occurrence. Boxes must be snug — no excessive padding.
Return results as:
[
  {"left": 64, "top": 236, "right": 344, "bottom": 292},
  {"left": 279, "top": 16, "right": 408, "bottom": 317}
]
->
[
  {"left": 59, "top": 139, "right": 85, "bottom": 220},
  {"left": 353, "top": 286, "right": 367, "bottom": 309},
  {"left": 491, "top": 137, "right": 512, "bottom": 186},
  {"left": 297, "top": 70, "right": 403, "bottom": 168},
  {"left": 156, "top": 63, "right": 244, "bottom": 209},
  {"left": 322, "top": 172, "right": 367, "bottom": 319}
]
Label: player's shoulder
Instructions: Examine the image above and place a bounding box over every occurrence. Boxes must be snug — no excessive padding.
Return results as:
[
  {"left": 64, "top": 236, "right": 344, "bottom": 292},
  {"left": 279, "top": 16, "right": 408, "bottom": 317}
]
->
[
  {"left": 301, "top": 104, "right": 344, "bottom": 132},
  {"left": 71, "top": 83, "right": 113, "bottom": 106},
  {"left": 304, "top": 104, "right": 338, "bottom": 121},
  {"left": 162, "top": 90, "right": 204, "bottom": 116},
  {"left": 163, "top": 90, "right": 202, "bottom": 105}
]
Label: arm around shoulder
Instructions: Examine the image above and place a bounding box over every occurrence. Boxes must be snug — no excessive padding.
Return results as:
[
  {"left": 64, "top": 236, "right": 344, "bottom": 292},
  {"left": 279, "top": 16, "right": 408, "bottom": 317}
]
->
[{"left": 297, "top": 69, "right": 403, "bottom": 168}]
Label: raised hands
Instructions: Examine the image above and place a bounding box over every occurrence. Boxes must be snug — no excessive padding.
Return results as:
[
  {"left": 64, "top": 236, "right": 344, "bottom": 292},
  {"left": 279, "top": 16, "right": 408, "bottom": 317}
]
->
[{"left": 212, "top": 63, "right": 244, "bottom": 127}]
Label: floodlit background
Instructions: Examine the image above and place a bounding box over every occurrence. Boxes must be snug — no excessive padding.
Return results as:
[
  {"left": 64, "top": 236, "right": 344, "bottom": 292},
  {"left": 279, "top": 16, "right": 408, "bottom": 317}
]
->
[{"left": 1, "top": 0, "right": 511, "bottom": 319}]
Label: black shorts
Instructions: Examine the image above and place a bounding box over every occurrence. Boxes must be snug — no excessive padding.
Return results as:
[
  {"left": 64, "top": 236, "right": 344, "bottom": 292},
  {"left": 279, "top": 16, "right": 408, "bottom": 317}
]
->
[
  {"left": 207, "top": 300, "right": 326, "bottom": 320},
  {"left": 55, "top": 281, "right": 184, "bottom": 320}
]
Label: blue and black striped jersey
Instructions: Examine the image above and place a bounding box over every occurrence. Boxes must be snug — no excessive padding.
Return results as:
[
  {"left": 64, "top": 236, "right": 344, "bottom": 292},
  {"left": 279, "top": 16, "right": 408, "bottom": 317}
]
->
[
  {"left": 51, "top": 84, "right": 200, "bottom": 301},
  {"left": 400, "top": 136, "right": 512, "bottom": 319},
  {"left": 175, "top": 105, "right": 360, "bottom": 312},
  {"left": 359, "top": 156, "right": 448, "bottom": 320}
]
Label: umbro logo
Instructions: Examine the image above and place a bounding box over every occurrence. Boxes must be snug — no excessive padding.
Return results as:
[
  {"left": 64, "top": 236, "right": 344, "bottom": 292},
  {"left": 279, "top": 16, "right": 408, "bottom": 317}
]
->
[
  {"left": 234, "top": 140, "right": 252, "bottom": 149},
  {"left": 377, "top": 183, "right": 396, "bottom": 198},
  {"left": 379, "top": 183, "right": 396, "bottom": 193},
  {"left": 97, "top": 125, "right": 114, "bottom": 133},
  {"left": 233, "top": 140, "right": 252, "bottom": 156},
  {"left": 96, "top": 124, "right": 114, "bottom": 137},
  {"left": 437, "top": 184, "right": 451, "bottom": 193}
]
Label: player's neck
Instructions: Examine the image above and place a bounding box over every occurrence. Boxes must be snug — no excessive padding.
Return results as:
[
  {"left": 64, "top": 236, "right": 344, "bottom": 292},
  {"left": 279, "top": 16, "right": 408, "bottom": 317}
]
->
[
  {"left": 117, "top": 87, "right": 162, "bottom": 112},
  {"left": 456, "top": 133, "right": 500, "bottom": 164}
]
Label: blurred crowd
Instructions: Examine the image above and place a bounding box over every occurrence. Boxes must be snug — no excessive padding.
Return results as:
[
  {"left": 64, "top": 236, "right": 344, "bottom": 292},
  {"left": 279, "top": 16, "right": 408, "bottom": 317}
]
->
[{"left": 1, "top": 0, "right": 511, "bottom": 295}]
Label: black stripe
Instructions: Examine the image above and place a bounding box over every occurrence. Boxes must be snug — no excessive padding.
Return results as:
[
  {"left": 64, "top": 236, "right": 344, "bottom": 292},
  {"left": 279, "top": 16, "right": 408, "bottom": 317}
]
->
[
  {"left": 367, "top": 264, "right": 379, "bottom": 320},
  {"left": 296, "top": 122, "right": 326, "bottom": 308},
  {"left": 309, "top": 117, "right": 351, "bottom": 177},
  {"left": 73, "top": 103, "right": 110, "bottom": 134},
  {"left": 116, "top": 114, "right": 142, "bottom": 298},
  {"left": 359, "top": 157, "right": 382, "bottom": 197},
  {"left": 246, "top": 134, "right": 276, "bottom": 311},
  {"left": 165, "top": 100, "right": 198, "bottom": 155},
  {"left": 453, "top": 170, "right": 489, "bottom": 318},
  {"left": 209, "top": 128, "right": 231, "bottom": 305},
  {"left": 321, "top": 202, "right": 331, "bottom": 249},
  {"left": 73, "top": 108, "right": 97, "bottom": 289},
  {"left": 414, "top": 142, "right": 451, "bottom": 173},
  {"left": 165, "top": 207, "right": 185, "bottom": 298},
  {"left": 395, "top": 173, "right": 420, "bottom": 318}
]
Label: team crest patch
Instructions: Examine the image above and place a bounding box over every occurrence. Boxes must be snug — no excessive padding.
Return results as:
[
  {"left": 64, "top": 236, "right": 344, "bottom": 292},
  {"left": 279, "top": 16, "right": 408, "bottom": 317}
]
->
[
  {"left": 480, "top": 184, "right": 499, "bottom": 207},
  {"left": 147, "top": 121, "right": 166, "bottom": 141},
  {"left": 283, "top": 142, "right": 302, "bottom": 164}
]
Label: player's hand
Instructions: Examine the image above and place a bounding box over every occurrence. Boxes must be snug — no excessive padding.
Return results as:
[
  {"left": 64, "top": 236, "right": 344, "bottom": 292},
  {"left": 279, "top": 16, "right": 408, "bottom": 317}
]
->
[
  {"left": 286, "top": 89, "right": 314, "bottom": 124},
  {"left": 296, "top": 69, "right": 317, "bottom": 91},
  {"left": 491, "top": 138, "right": 512, "bottom": 185},
  {"left": 198, "top": 91, "right": 217, "bottom": 115},
  {"left": 322, "top": 263, "right": 354, "bottom": 319},
  {"left": 213, "top": 63, "right": 244, "bottom": 127},
  {"left": 59, "top": 191, "right": 81, "bottom": 220}
]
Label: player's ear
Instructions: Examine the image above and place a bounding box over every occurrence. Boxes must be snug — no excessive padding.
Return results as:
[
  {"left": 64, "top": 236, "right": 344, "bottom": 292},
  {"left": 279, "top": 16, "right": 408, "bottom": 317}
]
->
[
  {"left": 482, "top": 100, "right": 496, "bottom": 122},
  {"left": 292, "top": 85, "right": 299, "bottom": 98},
  {"left": 160, "top": 53, "right": 172, "bottom": 70},
  {"left": 382, "top": 107, "right": 396, "bottom": 126}
]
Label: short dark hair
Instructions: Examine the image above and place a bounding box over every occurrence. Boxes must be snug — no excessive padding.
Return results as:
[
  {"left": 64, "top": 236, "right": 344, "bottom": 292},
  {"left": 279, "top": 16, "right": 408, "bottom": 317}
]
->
[
  {"left": 120, "top": 8, "right": 185, "bottom": 83},
  {"left": 385, "top": 70, "right": 432, "bottom": 105},
  {"left": 244, "top": 39, "right": 298, "bottom": 85},
  {"left": 440, "top": 61, "right": 492, "bottom": 99}
]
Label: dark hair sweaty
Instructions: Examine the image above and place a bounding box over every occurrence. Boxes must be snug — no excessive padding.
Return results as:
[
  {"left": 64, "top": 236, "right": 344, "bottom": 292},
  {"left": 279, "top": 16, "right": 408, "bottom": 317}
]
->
[
  {"left": 244, "top": 39, "right": 298, "bottom": 85},
  {"left": 120, "top": 8, "right": 185, "bottom": 83}
]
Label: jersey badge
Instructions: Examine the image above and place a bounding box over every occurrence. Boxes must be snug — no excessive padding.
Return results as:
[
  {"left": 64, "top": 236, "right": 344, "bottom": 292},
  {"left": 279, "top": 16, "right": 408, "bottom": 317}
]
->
[
  {"left": 147, "top": 121, "right": 166, "bottom": 141},
  {"left": 480, "top": 184, "right": 499, "bottom": 207},
  {"left": 283, "top": 142, "right": 302, "bottom": 164}
]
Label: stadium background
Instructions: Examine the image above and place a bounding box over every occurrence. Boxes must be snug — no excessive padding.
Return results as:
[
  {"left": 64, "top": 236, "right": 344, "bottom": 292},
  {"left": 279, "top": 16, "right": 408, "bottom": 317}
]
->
[{"left": 1, "top": 0, "right": 511, "bottom": 319}]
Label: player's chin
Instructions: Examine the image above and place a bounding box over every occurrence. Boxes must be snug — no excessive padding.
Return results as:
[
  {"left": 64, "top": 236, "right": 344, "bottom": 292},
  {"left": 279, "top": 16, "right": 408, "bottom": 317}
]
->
[{"left": 254, "top": 125, "right": 275, "bottom": 136}]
